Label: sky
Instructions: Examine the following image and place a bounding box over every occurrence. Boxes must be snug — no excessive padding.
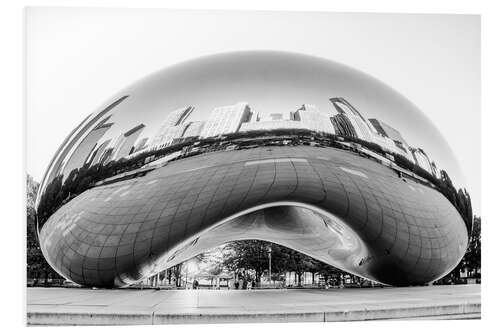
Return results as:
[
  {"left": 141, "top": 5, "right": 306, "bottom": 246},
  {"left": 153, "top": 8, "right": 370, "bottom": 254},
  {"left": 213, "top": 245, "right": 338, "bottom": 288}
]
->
[{"left": 25, "top": 8, "right": 481, "bottom": 214}]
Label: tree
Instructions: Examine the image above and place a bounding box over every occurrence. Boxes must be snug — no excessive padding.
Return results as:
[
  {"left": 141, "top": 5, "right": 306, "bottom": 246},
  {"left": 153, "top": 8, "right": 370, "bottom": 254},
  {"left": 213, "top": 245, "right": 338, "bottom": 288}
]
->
[
  {"left": 222, "top": 240, "right": 274, "bottom": 284},
  {"left": 276, "top": 247, "right": 317, "bottom": 287},
  {"left": 26, "top": 174, "right": 61, "bottom": 285},
  {"left": 436, "top": 215, "right": 481, "bottom": 284},
  {"left": 463, "top": 216, "right": 481, "bottom": 277},
  {"left": 220, "top": 240, "right": 348, "bottom": 287},
  {"left": 310, "top": 260, "right": 344, "bottom": 285},
  {"left": 171, "top": 263, "right": 183, "bottom": 287}
]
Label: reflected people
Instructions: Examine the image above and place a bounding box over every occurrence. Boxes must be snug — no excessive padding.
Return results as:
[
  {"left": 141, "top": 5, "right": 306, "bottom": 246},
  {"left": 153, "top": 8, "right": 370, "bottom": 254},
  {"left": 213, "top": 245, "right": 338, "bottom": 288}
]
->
[{"left": 35, "top": 51, "right": 472, "bottom": 288}]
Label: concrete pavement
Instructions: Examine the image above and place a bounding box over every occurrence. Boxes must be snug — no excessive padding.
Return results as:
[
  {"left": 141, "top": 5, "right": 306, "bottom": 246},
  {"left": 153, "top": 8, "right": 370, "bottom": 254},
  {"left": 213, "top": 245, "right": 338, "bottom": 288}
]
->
[{"left": 26, "top": 284, "right": 480, "bottom": 325}]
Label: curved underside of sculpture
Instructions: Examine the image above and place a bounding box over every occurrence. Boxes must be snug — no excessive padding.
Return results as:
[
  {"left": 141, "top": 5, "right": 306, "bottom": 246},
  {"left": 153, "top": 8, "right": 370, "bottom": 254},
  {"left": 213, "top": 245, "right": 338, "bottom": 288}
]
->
[{"left": 39, "top": 146, "right": 468, "bottom": 287}]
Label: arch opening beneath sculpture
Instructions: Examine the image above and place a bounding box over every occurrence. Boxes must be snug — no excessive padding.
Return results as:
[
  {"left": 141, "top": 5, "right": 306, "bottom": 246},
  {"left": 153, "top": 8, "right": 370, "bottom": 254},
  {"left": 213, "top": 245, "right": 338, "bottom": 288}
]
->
[{"left": 121, "top": 202, "right": 379, "bottom": 287}]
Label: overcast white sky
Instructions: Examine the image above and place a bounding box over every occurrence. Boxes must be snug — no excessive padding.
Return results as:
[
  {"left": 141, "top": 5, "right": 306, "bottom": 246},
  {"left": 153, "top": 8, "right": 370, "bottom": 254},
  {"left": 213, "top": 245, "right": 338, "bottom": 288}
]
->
[{"left": 26, "top": 8, "right": 480, "bottom": 213}]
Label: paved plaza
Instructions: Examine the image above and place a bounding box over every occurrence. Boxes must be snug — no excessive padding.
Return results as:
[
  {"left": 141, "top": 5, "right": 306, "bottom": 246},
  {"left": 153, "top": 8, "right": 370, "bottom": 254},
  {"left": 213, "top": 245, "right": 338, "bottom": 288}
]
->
[{"left": 27, "top": 284, "right": 480, "bottom": 325}]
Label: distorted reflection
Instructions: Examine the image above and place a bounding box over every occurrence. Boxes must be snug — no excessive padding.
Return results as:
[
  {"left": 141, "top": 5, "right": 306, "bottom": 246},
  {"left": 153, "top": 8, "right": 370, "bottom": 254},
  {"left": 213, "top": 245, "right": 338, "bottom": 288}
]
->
[
  {"left": 37, "top": 96, "right": 473, "bottom": 233},
  {"left": 35, "top": 51, "right": 472, "bottom": 287}
]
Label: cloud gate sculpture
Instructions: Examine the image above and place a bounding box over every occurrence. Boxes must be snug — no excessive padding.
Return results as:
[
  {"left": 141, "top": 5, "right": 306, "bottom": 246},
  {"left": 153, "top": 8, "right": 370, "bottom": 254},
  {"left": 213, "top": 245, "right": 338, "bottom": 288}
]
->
[{"left": 35, "top": 51, "right": 472, "bottom": 288}]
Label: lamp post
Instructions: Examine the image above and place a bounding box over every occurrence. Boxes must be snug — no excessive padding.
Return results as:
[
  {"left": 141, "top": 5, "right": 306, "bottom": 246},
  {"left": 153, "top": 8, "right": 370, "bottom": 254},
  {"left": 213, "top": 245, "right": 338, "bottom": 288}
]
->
[{"left": 267, "top": 246, "right": 272, "bottom": 287}]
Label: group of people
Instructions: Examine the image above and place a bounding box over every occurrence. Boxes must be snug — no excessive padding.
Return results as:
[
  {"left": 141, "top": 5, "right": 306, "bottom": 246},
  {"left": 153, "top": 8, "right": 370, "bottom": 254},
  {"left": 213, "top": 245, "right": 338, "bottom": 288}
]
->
[
  {"left": 231, "top": 278, "right": 256, "bottom": 290},
  {"left": 190, "top": 278, "right": 255, "bottom": 290}
]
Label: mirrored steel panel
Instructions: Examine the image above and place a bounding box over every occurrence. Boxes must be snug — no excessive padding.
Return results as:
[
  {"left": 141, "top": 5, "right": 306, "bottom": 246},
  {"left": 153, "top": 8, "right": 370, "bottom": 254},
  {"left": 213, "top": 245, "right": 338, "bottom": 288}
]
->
[{"left": 36, "top": 51, "right": 471, "bottom": 287}]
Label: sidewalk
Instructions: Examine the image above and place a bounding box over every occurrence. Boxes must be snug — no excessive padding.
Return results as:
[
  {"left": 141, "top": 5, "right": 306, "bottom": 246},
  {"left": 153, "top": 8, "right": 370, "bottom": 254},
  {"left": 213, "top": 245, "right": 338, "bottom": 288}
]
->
[{"left": 27, "top": 284, "right": 480, "bottom": 325}]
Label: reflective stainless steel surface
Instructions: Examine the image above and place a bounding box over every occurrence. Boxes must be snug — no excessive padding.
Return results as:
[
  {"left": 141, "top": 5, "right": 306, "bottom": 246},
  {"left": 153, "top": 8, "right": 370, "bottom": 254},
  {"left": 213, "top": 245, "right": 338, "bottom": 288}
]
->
[{"left": 35, "top": 51, "right": 472, "bottom": 287}]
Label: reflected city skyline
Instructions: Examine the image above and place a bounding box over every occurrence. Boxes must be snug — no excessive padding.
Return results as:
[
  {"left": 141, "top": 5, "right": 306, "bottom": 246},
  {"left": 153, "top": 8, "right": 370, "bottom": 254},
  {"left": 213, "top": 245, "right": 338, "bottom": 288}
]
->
[{"left": 55, "top": 96, "right": 444, "bottom": 181}]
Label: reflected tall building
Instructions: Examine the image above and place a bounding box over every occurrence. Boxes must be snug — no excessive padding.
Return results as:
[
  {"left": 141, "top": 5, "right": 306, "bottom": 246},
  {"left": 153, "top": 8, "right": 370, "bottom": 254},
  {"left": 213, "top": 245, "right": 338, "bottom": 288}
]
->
[
  {"left": 132, "top": 137, "right": 149, "bottom": 153},
  {"left": 369, "top": 118, "right": 414, "bottom": 161},
  {"left": 431, "top": 161, "right": 439, "bottom": 178},
  {"left": 99, "top": 146, "right": 115, "bottom": 165},
  {"left": 200, "top": 102, "right": 252, "bottom": 138},
  {"left": 239, "top": 120, "right": 308, "bottom": 132},
  {"left": 112, "top": 124, "right": 146, "bottom": 160},
  {"left": 329, "top": 98, "right": 416, "bottom": 162},
  {"left": 182, "top": 121, "right": 205, "bottom": 139},
  {"left": 42, "top": 96, "right": 128, "bottom": 188},
  {"left": 239, "top": 111, "right": 308, "bottom": 132},
  {"left": 292, "top": 104, "right": 336, "bottom": 135},
  {"left": 152, "top": 125, "right": 186, "bottom": 149},
  {"left": 62, "top": 118, "right": 114, "bottom": 177},
  {"left": 89, "top": 139, "right": 111, "bottom": 166},
  {"left": 330, "top": 113, "right": 358, "bottom": 138},
  {"left": 330, "top": 97, "right": 374, "bottom": 141},
  {"left": 150, "top": 106, "right": 194, "bottom": 149},
  {"left": 240, "top": 105, "right": 336, "bottom": 134},
  {"left": 259, "top": 113, "right": 285, "bottom": 121},
  {"left": 369, "top": 119, "right": 408, "bottom": 146},
  {"left": 159, "top": 106, "right": 194, "bottom": 127},
  {"left": 410, "top": 147, "right": 434, "bottom": 175}
]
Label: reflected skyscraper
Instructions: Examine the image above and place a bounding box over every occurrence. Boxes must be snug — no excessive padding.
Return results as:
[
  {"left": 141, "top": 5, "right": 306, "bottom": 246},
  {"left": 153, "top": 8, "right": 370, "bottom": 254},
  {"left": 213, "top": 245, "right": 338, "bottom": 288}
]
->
[
  {"left": 410, "top": 147, "right": 434, "bottom": 175},
  {"left": 40, "top": 96, "right": 128, "bottom": 187},
  {"left": 330, "top": 97, "right": 375, "bottom": 141},
  {"left": 182, "top": 121, "right": 205, "bottom": 139},
  {"left": 369, "top": 118, "right": 414, "bottom": 161},
  {"left": 99, "top": 146, "right": 115, "bottom": 165},
  {"left": 160, "top": 106, "right": 194, "bottom": 127},
  {"left": 329, "top": 99, "right": 416, "bottom": 162},
  {"left": 112, "top": 124, "right": 146, "bottom": 160},
  {"left": 131, "top": 137, "right": 149, "bottom": 154},
  {"left": 152, "top": 125, "right": 186, "bottom": 149},
  {"left": 292, "top": 104, "right": 336, "bottom": 135},
  {"left": 200, "top": 102, "right": 252, "bottom": 138},
  {"left": 260, "top": 113, "right": 285, "bottom": 121},
  {"left": 369, "top": 119, "right": 408, "bottom": 146},
  {"left": 150, "top": 106, "right": 194, "bottom": 149},
  {"left": 240, "top": 110, "right": 307, "bottom": 132},
  {"left": 62, "top": 118, "right": 114, "bottom": 177},
  {"left": 430, "top": 161, "right": 439, "bottom": 178},
  {"left": 89, "top": 139, "right": 111, "bottom": 166},
  {"left": 330, "top": 113, "right": 358, "bottom": 138}
]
